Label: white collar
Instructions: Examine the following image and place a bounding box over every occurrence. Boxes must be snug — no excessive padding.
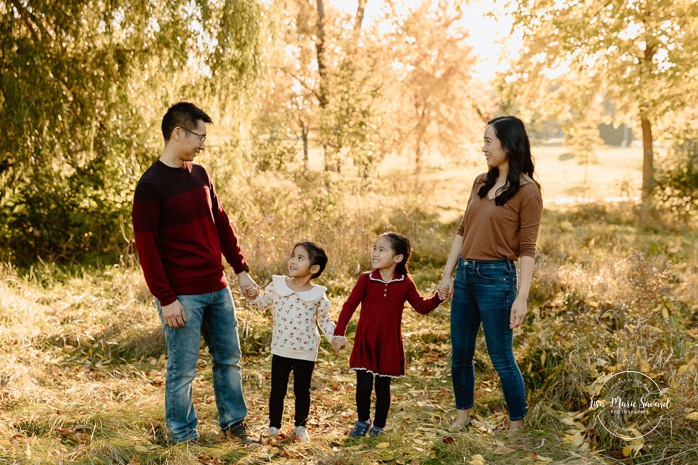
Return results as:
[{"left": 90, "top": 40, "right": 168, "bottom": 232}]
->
[
  {"left": 368, "top": 270, "right": 406, "bottom": 284},
  {"left": 272, "top": 275, "right": 327, "bottom": 302}
]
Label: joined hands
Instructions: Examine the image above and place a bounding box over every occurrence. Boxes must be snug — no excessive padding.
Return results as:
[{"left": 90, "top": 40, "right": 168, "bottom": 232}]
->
[{"left": 331, "top": 336, "right": 347, "bottom": 354}]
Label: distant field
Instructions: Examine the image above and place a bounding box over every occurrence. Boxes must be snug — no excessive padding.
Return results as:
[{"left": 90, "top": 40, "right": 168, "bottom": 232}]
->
[
  {"left": 416, "top": 143, "right": 644, "bottom": 219},
  {"left": 299, "top": 140, "right": 644, "bottom": 213}
]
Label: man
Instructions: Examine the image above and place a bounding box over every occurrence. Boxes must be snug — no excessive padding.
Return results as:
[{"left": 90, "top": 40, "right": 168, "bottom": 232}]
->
[{"left": 132, "top": 102, "right": 257, "bottom": 444}]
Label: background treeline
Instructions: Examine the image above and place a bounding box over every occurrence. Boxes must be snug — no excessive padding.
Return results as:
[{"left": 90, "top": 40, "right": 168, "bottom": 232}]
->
[
  {"left": 0, "top": 0, "right": 489, "bottom": 265},
  {"left": 2, "top": 0, "right": 698, "bottom": 267}
]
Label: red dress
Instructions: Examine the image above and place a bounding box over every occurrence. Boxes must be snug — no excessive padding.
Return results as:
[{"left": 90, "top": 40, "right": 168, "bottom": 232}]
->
[{"left": 334, "top": 270, "right": 444, "bottom": 377}]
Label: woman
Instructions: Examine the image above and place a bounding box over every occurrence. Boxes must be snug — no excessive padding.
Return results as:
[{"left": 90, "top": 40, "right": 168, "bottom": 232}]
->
[{"left": 439, "top": 116, "right": 542, "bottom": 431}]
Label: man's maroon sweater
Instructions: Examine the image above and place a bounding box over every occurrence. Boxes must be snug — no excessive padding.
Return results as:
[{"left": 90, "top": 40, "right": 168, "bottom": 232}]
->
[{"left": 132, "top": 160, "right": 247, "bottom": 306}]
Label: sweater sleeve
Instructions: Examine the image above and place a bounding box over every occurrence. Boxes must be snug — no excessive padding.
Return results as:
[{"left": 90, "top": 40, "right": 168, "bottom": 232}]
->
[
  {"left": 405, "top": 276, "right": 444, "bottom": 315},
  {"left": 334, "top": 273, "right": 368, "bottom": 337},
  {"left": 315, "top": 295, "right": 336, "bottom": 341},
  {"left": 518, "top": 185, "right": 543, "bottom": 258},
  {"left": 207, "top": 172, "right": 248, "bottom": 274},
  {"left": 132, "top": 180, "right": 177, "bottom": 306}
]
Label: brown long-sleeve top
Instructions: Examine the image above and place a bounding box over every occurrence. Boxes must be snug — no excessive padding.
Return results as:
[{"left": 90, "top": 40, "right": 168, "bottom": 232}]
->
[{"left": 456, "top": 173, "right": 543, "bottom": 261}]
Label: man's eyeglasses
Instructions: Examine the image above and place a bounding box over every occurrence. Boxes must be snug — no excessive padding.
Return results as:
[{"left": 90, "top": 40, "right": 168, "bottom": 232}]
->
[{"left": 181, "top": 127, "right": 206, "bottom": 144}]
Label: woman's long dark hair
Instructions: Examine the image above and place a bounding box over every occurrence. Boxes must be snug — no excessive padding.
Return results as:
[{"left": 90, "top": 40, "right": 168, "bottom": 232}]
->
[
  {"left": 478, "top": 116, "right": 539, "bottom": 206},
  {"left": 380, "top": 232, "right": 411, "bottom": 276}
]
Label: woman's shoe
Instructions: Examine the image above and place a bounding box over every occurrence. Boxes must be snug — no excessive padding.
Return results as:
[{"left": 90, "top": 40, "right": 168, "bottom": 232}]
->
[{"left": 448, "top": 421, "right": 471, "bottom": 432}]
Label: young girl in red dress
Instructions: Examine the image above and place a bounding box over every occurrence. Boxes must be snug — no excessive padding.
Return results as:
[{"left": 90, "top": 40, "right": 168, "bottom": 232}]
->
[{"left": 332, "top": 232, "right": 446, "bottom": 437}]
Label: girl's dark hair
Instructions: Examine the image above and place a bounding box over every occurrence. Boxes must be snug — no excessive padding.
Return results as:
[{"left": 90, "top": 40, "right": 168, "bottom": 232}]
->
[
  {"left": 380, "top": 232, "right": 411, "bottom": 276},
  {"left": 294, "top": 242, "right": 328, "bottom": 279},
  {"left": 478, "top": 116, "right": 540, "bottom": 206}
]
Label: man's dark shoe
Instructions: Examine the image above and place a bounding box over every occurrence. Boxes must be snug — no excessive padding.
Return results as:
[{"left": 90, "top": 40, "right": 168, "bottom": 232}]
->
[{"left": 225, "top": 421, "right": 259, "bottom": 445}]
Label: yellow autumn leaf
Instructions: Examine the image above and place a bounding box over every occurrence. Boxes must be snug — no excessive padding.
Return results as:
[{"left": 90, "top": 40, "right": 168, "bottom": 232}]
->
[
  {"left": 564, "top": 434, "right": 585, "bottom": 447},
  {"left": 534, "top": 454, "right": 554, "bottom": 462},
  {"left": 572, "top": 421, "right": 586, "bottom": 431},
  {"left": 468, "top": 453, "right": 486, "bottom": 465},
  {"left": 622, "top": 445, "right": 634, "bottom": 457},
  {"left": 375, "top": 442, "right": 390, "bottom": 449},
  {"left": 677, "top": 362, "right": 695, "bottom": 376},
  {"left": 686, "top": 411, "right": 698, "bottom": 421}
]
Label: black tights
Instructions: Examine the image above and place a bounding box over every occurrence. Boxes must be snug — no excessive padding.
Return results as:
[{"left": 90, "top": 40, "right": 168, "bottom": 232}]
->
[
  {"left": 356, "top": 370, "right": 392, "bottom": 428},
  {"left": 269, "top": 355, "right": 315, "bottom": 428}
]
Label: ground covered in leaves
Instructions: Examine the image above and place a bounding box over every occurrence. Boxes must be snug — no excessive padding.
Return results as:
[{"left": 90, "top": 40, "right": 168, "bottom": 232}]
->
[{"left": 1, "top": 204, "right": 698, "bottom": 464}]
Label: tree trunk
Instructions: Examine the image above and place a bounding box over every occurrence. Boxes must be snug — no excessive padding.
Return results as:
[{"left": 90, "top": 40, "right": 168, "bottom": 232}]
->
[
  {"left": 355, "top": 0, "right": 367, "bottom": 31},
  {"left": 315, "top": 0, "right": 333, "bottom": 171},
  {"left": 414, "top": 140, "right": 423, "bottom": 173},
  {"left": 638, "top": 27, "right": 657, "bottom": 226},
  {"left": 315, "top": 0, "right": 328, "bottom": 109},
  {"left": 301, "top": 123, "right": 309, "bottom": 171},
  {"left": 639, "top": 116, "right": 654, "bottom": 224}
]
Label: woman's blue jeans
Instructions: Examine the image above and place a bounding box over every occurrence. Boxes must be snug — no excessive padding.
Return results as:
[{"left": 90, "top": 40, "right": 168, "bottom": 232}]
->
[
  {"left": 450, "top": 258, "right": 527, "bottom": 421},
  {"left": 156, "top": 287, "right": 248, "bottom": 443}
]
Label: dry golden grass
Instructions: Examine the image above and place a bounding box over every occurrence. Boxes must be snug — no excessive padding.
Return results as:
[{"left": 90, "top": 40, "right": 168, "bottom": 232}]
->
[{"left": 1, "top": 143, "right": 697, "bottom": 464}]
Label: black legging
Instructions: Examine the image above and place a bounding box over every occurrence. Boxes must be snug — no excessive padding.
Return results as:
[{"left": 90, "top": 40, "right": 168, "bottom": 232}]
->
[
  {"left": 356, "top": 370, "right": 392, "bottom": 428},
  {"left": 269, "top": 354, "right": 315, "bottom": 428}
]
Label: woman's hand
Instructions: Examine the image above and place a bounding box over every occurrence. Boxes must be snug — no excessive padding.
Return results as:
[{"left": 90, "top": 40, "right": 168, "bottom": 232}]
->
[
  {"left": 438, "top": 276, "right": 454, "bottom": 300},
  {"left": 509, "top": 296, "right": 528, "bottom": 328}
]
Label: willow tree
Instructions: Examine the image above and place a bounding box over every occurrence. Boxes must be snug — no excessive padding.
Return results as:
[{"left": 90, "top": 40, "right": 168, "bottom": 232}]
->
[
  {"left": 0, "top": 0, "right": 264, "bottom": 262},
  {"left": 502, "top": 0, "right": 698, "bottom": 219}
]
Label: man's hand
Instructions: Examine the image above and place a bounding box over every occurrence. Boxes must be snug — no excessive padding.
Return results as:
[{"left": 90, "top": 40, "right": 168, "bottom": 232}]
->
[
  {"left": 245, "top": 286, "right": 260, "bottom": 300},
  {"left": 238, "top": 271, "right": 259, "bottom": 299},
  {"left": 162, "top": 299, "right": 186, "bottom": 328}
]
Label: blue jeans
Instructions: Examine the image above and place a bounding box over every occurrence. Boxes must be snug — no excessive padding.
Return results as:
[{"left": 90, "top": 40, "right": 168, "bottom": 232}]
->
[
  {"left": 450, "top": 258, "right": 527, "bottom": 421},
  {"left": 156, "top": 287, "right": 248, "bottom": 443}
]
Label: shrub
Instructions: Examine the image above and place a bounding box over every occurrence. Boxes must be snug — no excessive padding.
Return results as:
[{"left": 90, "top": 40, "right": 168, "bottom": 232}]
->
[{"left": 655, "top": 109, "right": 698, "bottom": 222}]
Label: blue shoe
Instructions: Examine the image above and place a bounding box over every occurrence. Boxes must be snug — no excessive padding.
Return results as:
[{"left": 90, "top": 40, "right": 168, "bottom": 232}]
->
[
  {"left": 349, "top": 420, "right": 371, "bottom": 437},
  {"left": 369, "top": 426, "right": 384, "bottom": 437}
]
